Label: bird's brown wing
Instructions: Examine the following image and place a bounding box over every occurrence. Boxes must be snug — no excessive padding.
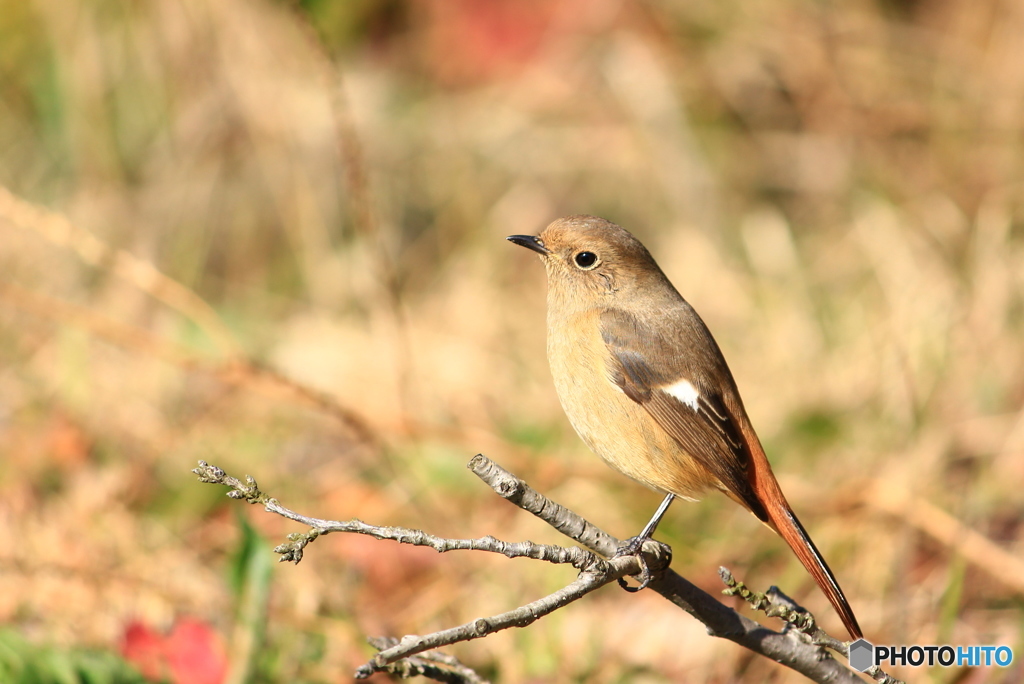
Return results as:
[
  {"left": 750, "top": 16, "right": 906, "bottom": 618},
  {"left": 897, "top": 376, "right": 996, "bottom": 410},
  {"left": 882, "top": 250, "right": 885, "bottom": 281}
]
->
[
  {"left": 600, "top": 307, "right": 768, "bottom": 521},
  {"left": 602, "top": 308, "right": 863, "bottom": 638}
]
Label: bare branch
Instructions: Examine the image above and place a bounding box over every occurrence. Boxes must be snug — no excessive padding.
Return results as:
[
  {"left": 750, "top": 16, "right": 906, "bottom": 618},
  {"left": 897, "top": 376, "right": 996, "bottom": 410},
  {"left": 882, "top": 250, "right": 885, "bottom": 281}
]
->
[
  {"left": 195, "top": 457, "right": 895, "bottom": 683},
  {"left": 720, "top": 568, "right": 821, "bottom": 635},
  {"left": 466, "top": 455, "right": 899, "bottom": 684},
  {"left": 193, "top": 461, "right": 601, "bottom": 568},
  {"left": 721, "top": 572, "right": 902, "bottom": 684},
  {"left": 468, "top": 454, "right": 619, "bottom": 557},
  {"left": 356, "top": 555, "right": 653, "bottom": 678},
  {"left": 366, "top": 637, "right": 489, "bottom": 684}
]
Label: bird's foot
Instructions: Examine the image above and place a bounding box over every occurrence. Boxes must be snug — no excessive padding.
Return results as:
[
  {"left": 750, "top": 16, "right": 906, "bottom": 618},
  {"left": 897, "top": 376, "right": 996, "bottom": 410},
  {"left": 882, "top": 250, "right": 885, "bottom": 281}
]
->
[{"left": 613, "top": 536, "right": 671, "bottom": 593}]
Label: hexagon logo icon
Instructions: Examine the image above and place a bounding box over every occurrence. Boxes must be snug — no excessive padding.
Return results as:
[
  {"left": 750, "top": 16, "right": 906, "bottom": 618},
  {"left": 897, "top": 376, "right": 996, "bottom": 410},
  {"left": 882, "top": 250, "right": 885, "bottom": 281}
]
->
[{"left": 849, "top": 639, "right": 874, "bottom": 672}]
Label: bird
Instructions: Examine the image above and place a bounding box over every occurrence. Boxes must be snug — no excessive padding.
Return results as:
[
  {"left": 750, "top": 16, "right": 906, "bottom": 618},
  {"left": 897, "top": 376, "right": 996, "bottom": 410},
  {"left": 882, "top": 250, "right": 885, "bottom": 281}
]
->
[{"left": 507, "top": 214, "right": 862, "bottom": 640}]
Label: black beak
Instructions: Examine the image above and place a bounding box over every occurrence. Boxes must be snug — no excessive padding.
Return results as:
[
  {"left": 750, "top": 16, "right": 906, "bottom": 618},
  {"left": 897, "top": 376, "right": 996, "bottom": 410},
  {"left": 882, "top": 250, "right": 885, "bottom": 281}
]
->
[{"left": 506, "top": 234, "right": 551, "bottom": 255}]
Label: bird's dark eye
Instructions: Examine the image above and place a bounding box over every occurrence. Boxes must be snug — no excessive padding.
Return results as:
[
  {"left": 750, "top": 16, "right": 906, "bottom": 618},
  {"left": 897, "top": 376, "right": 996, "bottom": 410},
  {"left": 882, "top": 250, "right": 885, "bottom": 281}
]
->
[{"left": 574, "top": 251, "right": 598, "bottom": 269}]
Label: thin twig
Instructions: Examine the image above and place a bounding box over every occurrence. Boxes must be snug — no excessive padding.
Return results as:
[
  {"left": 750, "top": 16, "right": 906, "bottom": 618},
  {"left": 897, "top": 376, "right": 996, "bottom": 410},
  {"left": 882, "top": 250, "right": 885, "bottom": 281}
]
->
[
  {"left": 366, "top": 637, "right": 489, "bottom": 684},
  {"left": 720, "top": 569, "right": 820, "bottom": 635},
  {"left": 193, "top": 461, "right": 607, "bottom": 571},
  {"left": 722, "top": 572, "right": 902, "bottom": 684},
  {"left": 468, "top": 454, "right": 620, "bottom": 557},
  {"left": 355, "top": 559, "right": 641, "bottom": 678}
]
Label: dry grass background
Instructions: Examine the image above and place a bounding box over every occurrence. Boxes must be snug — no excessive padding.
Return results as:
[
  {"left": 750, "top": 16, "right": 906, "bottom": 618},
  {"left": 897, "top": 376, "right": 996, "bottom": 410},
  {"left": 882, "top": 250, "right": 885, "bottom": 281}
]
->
[{"left": 1, "top": 0, "right": 1023, "bottom": 681}]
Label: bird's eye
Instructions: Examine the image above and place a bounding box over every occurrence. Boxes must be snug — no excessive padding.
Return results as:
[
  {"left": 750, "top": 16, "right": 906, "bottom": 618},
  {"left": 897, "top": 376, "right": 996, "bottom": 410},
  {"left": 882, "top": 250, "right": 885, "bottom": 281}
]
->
[{"left": 574, "top": 251, "right": 598, "bottom": 269}]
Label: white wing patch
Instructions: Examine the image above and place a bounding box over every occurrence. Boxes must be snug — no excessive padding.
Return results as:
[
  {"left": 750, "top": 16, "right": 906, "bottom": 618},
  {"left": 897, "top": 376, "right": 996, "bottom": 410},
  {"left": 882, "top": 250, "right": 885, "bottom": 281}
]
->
[{"left": 663, "top": 379, "right": 700, "bottom": 411}]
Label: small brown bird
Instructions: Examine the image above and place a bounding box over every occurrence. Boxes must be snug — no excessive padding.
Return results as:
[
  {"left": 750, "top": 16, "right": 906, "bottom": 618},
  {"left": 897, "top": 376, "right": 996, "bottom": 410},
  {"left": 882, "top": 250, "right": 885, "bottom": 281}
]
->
[{"left": 508, "top": 215, "right": 862, "bottom": 639}]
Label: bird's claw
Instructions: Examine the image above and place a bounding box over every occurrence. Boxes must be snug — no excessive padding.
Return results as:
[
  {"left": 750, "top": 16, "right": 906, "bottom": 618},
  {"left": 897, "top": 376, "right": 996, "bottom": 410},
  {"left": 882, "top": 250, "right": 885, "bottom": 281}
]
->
[{"left": 614, "top": 535, "right": 655, "bottom": 592}]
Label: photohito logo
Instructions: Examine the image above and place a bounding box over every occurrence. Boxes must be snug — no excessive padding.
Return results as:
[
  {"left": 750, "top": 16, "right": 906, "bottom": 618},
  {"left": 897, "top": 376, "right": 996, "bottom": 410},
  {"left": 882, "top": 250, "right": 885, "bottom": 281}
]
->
[{"left": 849, "top": 639, "right": 1014, "bottom": 672}]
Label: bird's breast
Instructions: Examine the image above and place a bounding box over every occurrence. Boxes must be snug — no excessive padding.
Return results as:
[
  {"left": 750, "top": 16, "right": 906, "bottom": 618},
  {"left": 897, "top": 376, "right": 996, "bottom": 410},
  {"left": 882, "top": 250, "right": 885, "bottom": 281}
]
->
[{"left": 545, "top": 309, "right": 714, "bottom": 499}]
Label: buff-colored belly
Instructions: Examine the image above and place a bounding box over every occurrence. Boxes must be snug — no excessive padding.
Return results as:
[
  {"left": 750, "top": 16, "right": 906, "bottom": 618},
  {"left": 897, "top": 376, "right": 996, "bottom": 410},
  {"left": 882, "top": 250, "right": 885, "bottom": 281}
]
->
[{"left": 546, "top": 312, "right": 716, "bottom": 499}]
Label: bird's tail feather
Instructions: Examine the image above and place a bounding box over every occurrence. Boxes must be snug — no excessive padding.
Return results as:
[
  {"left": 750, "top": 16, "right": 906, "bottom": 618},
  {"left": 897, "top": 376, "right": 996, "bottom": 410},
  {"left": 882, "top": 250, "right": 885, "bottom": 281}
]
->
[
  {"left": 763, "top": 498, "right": 863, "bottom": 639},
  {"left": 743, "top": 436, "right": 863, "bottom": 640}
]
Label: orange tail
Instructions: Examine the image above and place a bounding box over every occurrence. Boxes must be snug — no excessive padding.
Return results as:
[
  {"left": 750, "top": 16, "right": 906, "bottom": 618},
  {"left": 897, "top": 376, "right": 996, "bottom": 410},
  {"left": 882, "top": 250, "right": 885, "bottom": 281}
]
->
[
  {"left": 764, "top": 498, "right": 863, "bottom": 639},
  {"left": 744, "top": 438, "right": 863, "bottom": 639}
]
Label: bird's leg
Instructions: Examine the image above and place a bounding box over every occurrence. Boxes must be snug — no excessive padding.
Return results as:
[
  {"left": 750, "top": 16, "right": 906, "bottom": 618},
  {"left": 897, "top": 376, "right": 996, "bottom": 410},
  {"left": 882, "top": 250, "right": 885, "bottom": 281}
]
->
[
  {"left": 638, "top": 492, "right": 675, "bottom": 539},
  {"left": 615, "top": 493, "right": 675, "bottom": 592}
]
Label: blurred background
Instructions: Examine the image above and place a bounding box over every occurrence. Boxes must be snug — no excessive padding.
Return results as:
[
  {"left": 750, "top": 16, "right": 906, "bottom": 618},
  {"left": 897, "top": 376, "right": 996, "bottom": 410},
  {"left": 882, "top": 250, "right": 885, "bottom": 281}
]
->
[{"left": 1, "top": 0, "right": 1023, "bottom": 681}]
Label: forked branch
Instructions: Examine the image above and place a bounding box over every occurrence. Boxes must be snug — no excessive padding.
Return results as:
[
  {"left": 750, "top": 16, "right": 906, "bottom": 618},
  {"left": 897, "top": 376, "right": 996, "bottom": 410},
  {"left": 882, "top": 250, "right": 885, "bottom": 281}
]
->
[{"left": 194, "top": 457, "right": 899, "bottom": 684}]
